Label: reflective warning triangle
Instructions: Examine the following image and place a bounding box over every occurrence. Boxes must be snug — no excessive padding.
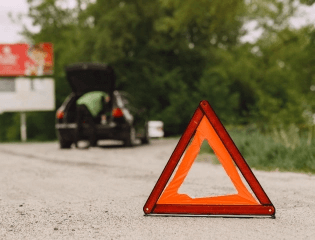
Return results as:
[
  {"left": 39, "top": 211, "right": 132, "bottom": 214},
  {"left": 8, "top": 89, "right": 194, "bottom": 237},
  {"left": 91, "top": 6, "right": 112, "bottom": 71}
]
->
[{"left": 143, "top": 100, "right": 275, "bottom": 216}]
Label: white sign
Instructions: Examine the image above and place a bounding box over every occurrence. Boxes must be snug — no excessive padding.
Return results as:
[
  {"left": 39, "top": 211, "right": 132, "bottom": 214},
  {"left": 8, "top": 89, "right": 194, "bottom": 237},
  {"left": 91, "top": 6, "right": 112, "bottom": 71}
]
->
[{"left": 0, "top": 77, "right": 55, "bottom": 113}]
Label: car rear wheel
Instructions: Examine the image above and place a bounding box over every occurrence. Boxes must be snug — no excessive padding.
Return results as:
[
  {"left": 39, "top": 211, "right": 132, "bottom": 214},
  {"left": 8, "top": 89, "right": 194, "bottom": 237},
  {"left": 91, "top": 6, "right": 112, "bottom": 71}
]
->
[
  {"left": 140, "top": 122, "right": 150, "bottom": 144},
  {"left": 58, "top": 133, "right": 73, "bottom": 149},
  {"left": 59, "top": 138, "right": 73, "bottom": 149},
  {"left": 124, "top": 127, "right": 136, "bottom": 147}
]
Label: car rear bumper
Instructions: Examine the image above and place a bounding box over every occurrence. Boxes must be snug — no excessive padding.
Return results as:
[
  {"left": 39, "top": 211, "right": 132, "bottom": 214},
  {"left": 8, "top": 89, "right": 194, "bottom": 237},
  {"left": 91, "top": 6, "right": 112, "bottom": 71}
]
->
[
  {"left": 56, "top": 123, "right": 77, "bottom": 129},
  {"left": 56, "top": 123, "right": 129, "bottom": 142}
]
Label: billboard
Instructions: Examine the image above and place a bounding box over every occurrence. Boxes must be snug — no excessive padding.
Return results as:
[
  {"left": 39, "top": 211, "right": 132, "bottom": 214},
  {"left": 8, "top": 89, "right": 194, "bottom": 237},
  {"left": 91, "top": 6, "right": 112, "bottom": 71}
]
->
[
  {"left": 0, "top": 43, "right": 53, "bottom": 76},
  {"left": 0, "top": 78, "right": 55, "bottom": 113}
]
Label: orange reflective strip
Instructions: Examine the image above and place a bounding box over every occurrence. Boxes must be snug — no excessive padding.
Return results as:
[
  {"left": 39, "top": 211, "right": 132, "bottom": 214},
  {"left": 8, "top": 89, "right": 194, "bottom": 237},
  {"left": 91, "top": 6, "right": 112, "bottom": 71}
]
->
[{"left": 157, "top": 116, "right": 259, "bottom": 205}]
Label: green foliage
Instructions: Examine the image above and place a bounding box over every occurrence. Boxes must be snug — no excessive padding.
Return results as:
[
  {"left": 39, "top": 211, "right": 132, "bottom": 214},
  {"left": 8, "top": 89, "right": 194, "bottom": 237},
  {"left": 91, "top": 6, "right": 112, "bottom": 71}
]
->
[
  {"left": 227, "top": 126, "right": 315, "bottom": 174},
  {"left": 26, "top": 112, "right": 56, "bottom": 141},
  {"left": 196, "top": 124, "right": 315, "bottom": 174},
  {"left": 0, "top": 113, "right": 20, "bottom": 141},
  {"left": 300, "top": 0, "right": 315, "bottom": 5},
  {"left": 1, "top": 0, "right": 315, "bottom": 146},
  {"left": 251, "top": 26, "right": 315, "bottom": 129}
]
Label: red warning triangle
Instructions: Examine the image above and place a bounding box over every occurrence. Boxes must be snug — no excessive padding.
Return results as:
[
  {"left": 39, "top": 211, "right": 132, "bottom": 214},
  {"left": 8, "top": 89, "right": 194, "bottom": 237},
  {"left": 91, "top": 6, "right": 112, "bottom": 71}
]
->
[{"left": 143, "top": 100, "right": 275, "bottom": 216}]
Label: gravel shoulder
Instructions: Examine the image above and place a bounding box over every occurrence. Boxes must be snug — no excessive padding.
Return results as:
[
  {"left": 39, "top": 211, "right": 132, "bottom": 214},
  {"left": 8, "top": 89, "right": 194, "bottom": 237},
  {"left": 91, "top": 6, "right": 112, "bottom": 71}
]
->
[{"left": 0, "top": 139, "right": 314, "bottom": 239}]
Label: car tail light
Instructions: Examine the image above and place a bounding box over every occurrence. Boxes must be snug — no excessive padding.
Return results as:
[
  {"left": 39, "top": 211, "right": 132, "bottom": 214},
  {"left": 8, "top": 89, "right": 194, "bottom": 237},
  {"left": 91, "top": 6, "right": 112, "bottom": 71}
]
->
[
  {"left": 56, "top": 110, "right": 64, "bottom": 119},
  {"left": 112, "top": 108, "right": 124, "bottom": 118}
]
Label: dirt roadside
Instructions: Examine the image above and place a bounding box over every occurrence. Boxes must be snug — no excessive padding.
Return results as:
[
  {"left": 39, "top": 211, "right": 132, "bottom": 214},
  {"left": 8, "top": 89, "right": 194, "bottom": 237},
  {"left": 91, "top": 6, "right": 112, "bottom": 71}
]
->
[{"left": 0, "top": 139, "right": 314, "bottom": 239}]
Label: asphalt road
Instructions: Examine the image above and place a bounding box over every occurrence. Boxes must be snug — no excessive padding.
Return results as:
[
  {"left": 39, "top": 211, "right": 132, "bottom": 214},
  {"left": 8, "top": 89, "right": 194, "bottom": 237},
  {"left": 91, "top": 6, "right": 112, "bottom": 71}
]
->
[{"left": 0, "top": 139, "right": 314, "bottom": 239}]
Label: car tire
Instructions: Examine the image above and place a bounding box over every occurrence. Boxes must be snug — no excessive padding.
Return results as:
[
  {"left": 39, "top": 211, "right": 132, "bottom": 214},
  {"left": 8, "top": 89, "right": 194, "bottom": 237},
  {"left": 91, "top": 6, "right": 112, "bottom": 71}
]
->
[
  {"left": 140, "top": 122, "right": 150, "bottom": 144},
  {"left": 59, "top": 138, "right": 72, "bottom": 149},
  {"left": 58, "top": 133, "right": 72, "bottom": 149},
  {"left": 124, "top": 126, "right": 136, "bottom": 147}
]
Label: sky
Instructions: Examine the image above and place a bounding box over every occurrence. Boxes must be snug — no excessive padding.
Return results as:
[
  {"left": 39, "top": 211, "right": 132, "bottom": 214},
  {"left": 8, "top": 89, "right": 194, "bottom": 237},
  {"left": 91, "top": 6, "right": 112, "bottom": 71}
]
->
[
  {"left": 0, "top": 0, "right": 30, "bottom": 43},
  {"left": 0, "top": 0, "right": 315, "bottom": 44}
]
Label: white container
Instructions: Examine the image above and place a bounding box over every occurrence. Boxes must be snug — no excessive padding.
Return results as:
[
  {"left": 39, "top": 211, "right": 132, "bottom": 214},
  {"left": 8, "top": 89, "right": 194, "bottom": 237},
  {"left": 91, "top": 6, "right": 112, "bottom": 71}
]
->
[{"left": 148, "top": 120, "right": 164, "bottom": 138}]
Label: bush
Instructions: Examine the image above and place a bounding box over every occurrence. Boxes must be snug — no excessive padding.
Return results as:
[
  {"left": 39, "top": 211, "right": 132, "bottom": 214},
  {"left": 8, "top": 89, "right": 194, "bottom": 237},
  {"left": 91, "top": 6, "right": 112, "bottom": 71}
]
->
[
  {"left": 200, "top": 125, "right": 315, "bottom": 174},
  {"left": 228, "top": 126, "right": 315, "bottom": 174}
]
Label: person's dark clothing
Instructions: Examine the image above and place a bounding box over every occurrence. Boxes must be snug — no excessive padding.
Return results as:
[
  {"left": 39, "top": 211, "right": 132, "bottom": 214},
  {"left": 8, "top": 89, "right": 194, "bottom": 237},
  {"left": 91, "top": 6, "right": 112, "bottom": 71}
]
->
[
  {"left": 75, "top": 91, "right": 109, "bottom": 148},
  {"left": 75, "top": 104, "right": 97, "bottom": 148}
]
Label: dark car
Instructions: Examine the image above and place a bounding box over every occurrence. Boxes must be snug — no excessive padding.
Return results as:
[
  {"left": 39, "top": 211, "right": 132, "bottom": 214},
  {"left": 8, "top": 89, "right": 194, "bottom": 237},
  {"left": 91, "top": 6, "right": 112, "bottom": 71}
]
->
[{"left": 55, "top": 63, "right": 150, "bottom": 148}]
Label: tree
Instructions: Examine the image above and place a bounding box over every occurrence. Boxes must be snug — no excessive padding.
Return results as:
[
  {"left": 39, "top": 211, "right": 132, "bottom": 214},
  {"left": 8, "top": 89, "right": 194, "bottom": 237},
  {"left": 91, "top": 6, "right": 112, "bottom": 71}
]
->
[{"left": 3, "top": 0, "right": 311, "bottom": 141}]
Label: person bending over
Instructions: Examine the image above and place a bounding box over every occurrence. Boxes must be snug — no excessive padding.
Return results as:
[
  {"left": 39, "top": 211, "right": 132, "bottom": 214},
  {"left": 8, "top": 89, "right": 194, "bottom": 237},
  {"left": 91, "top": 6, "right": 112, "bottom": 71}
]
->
[{"left": 75, "top": 91, "right": 110, "bottom": 148}]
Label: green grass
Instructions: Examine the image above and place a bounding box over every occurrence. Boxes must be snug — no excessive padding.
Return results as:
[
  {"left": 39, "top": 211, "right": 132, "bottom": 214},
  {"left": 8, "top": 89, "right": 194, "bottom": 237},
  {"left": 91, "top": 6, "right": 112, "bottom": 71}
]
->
[{"left": 198, "top": 126, "right": 315, "bottom": 174}]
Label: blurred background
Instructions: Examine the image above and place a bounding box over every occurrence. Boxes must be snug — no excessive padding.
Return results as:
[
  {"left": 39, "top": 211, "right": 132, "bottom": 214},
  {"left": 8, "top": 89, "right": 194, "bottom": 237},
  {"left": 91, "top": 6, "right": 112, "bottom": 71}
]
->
[{"left": 1, "top": 1, "right": 315, "bottom": 173}]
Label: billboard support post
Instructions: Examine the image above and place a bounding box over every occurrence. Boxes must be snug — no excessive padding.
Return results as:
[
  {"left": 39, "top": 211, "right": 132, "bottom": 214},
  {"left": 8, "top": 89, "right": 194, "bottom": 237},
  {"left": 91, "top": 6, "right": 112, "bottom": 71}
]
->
[{"left": 20, "top": 112, "right": 27, "bottom": 142}]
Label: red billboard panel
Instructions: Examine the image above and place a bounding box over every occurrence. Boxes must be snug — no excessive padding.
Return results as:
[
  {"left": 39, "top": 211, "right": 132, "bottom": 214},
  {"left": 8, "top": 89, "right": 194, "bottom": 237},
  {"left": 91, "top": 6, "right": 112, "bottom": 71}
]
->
[{"left": 0, "top": 43, "right": 53, "bottom": 76}]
